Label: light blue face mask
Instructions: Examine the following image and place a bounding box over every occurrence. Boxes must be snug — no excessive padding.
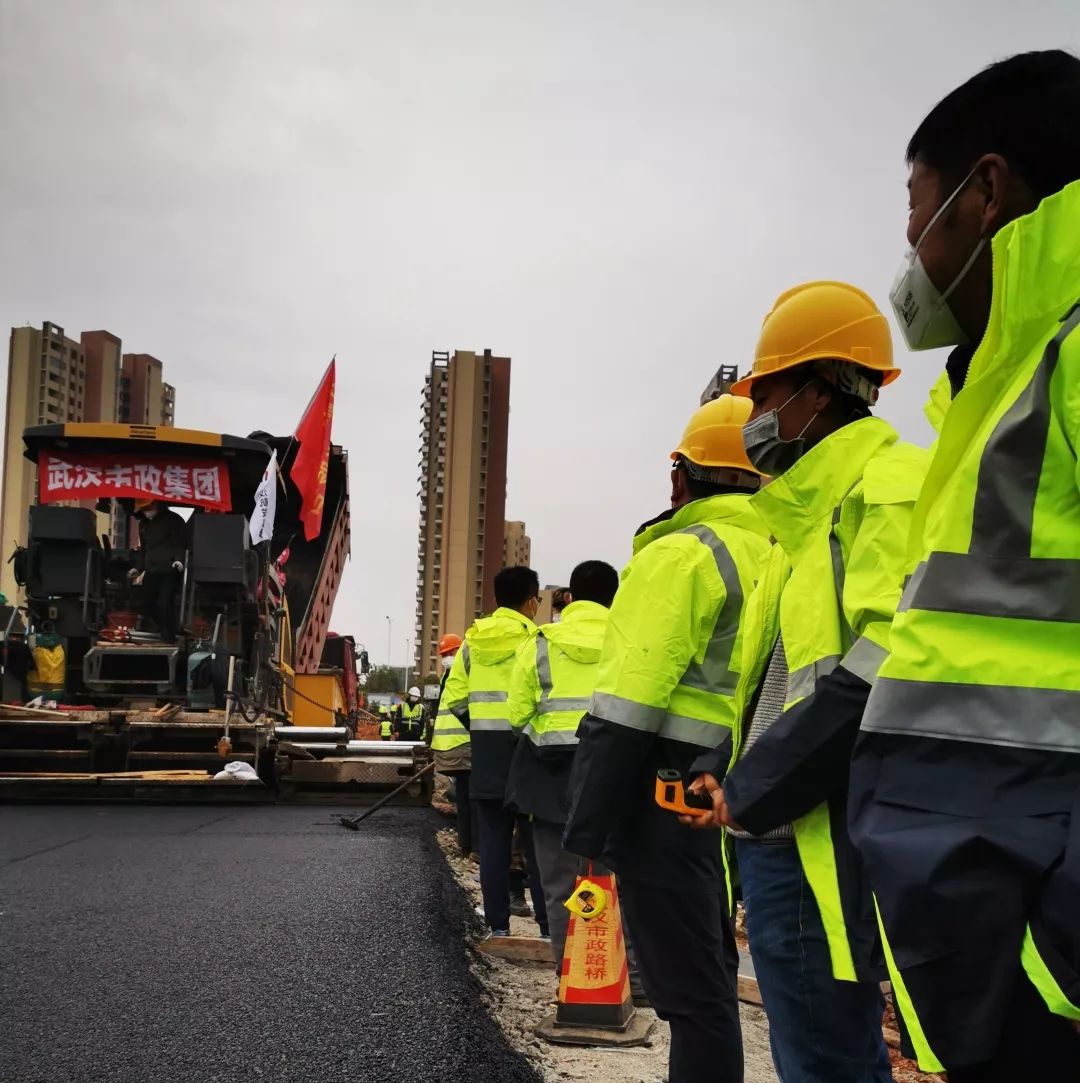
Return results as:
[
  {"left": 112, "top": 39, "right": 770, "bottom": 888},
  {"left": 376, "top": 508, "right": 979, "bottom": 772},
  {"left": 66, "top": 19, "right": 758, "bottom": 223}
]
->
[{"left": 741, "top": 382, "right": 819, "bottom": 476}]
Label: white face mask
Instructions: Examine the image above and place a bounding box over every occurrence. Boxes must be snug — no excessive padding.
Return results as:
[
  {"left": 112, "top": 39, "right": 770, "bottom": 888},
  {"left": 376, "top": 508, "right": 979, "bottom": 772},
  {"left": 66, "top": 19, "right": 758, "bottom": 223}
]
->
[
  {"left": 143, "top": 507, "right": 159, "bottom": 520},
  {"left": 439, "top": 653, "right": 456, "bottom": 672},
  {"left": 890, "top": 167, "right": 987, "bottom": 351}
]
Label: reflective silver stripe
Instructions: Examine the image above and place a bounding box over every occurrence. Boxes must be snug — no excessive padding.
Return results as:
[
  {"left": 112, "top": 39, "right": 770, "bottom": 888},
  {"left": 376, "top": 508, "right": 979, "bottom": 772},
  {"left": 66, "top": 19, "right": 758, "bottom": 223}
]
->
[
  {"left": 787, "top": 655, "right": 839, "bottom": 701},
  {"left": 862, "top": 677, "right": 1080, "bottom": 753},
  {"left": 462, "top": 643, "right": 471, "bottom": 675},
  {"left": 538, "top": 697, "right": 590, "bottom": 714},
  {"left": 830, "top": 491, "right": 856, "bottom": 647},
  {"left": 677, "top": 524, "right": 743, "bottom": 696},
  {"left": 536, "top": 634, "right": 553, "bottom": 693},
  {"left": 840, "top": 635, "right": 888, "bottom": 685},
  {"left": 469, "top": 690, "right": 509, "bottom": 703},
  {"left": 972, "top": 303, "right": 1080, "bottom": 555},
  {"left": 448, "top": 702, "right": 468, "bottom": 719},
  {"left": 590, "top": 691, "right": 666, "bottom": 732},
  {"left": 469, "top": 717, "right": 513, "bottom": 732},
  {"left": 902, "top": 551, "right": 1080, "bottom": 624},
  {"left": 433, "top": 724, "right": 468, "bottom": 735},
  {"left": 658, "top": 712, "right": 730, "bottom": 747},
  {"left": 524, "top": 723, "right": 579, "bottom": 747},
  {"left": 896, "top": 561, "right": 928, "bottom": 614}
]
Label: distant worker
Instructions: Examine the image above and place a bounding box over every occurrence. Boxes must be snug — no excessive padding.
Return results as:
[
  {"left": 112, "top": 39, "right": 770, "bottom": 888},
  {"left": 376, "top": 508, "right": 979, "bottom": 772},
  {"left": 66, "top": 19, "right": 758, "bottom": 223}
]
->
[
  {"left": 378, "top": 705, "right": 393, "bottom": 741},
  {"left": 436, "top": 567, "right": 548, "bottom": 939},
  {"left": 563, "top": 395, "right": 770, "bottom": 1083},
  {"left": 128, "top": 500, "right": 188, "bottom": 643},
  {"left": 432, "top": 633, "right": 473, "bottom": 854},
  {"left": 506, "top": 560, "right": 619, "bottom": 967},
  {"left": 399, "top": 687, "right": 425, "bottom": 741},
  {"left": 549, "top": 586, "right": 570, "bottom": 623}
]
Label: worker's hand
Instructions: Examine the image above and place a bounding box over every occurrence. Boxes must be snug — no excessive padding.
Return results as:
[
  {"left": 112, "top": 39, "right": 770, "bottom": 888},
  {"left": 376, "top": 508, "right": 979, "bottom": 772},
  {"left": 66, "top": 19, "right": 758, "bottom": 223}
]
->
[
  {"left": 171, "top": 560, "right": 183, "bottom": 572},
  {"left": 133, "top": 571, "right": 145, "bottom": 587},
  {"left": 126, "top": 567, "right": 139, "bottom": 581},
  {"left": 680, "top": 773, "right": 744, "bottom": 831}
]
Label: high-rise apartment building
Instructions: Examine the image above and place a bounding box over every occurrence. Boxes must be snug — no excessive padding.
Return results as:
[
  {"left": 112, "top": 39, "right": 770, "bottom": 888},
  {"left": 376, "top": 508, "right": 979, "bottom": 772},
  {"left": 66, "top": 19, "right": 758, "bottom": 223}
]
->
[
  {"left": 414, "top": 348, "right": 511, "bottom": 677},
  {"left": 1, "top": 322, "right": 177, "bottom": 600},
  {"left": 503, "top": 520, "right": 531, "bottom": 568},
  {"left": 700, "top": 363, "right": 740, "bottom": 405}
]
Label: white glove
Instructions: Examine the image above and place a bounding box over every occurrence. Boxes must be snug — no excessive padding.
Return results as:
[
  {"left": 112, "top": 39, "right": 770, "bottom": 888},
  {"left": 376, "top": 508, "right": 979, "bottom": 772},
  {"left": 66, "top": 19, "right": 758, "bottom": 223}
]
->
[
  {"left": 126, "top": 567, "right": 139, "bottom": 582},
  {"left": 172, "top": 560, "right": 183, "bottom": 572},
  {"left": 133, "top": 571, "right": 145, "bottom": 587}
]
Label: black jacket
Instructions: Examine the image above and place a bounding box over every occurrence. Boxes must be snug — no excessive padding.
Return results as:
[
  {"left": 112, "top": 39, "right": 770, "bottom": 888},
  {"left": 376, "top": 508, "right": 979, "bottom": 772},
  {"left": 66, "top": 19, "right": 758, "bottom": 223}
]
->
[
  {"left": 135, "top": 509, "right": 188, "bottom": 572},
  {"left": 505, "top": 739, "right": 574, "bottom": 824}
]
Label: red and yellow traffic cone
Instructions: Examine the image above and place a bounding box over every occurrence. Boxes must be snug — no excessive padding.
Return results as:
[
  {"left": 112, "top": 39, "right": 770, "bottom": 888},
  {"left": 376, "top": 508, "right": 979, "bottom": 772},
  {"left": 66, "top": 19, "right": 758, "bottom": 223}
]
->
[{"left": 536, "top": 869, "right": 655, "bottom": 1047}]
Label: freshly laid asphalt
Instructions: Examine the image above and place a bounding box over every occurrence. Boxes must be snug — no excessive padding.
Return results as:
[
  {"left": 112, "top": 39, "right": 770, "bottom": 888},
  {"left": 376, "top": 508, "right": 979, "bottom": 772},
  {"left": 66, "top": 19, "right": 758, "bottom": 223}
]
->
[{"left": 0, "top": 804, "right": 543, "bottom": 1083}]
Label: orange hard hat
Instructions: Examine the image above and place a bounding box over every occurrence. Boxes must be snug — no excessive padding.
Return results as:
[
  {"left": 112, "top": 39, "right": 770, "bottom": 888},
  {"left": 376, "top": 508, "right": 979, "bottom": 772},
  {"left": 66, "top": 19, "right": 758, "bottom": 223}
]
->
[
  {"left": 438, "top": 633, "right": 463, "bottom": 656},
  {"left": 670, "top": 394, "right": 762, "bottom": 476},
  {"left": 730, "top": 281, "right": 899, "bottom": 398}
]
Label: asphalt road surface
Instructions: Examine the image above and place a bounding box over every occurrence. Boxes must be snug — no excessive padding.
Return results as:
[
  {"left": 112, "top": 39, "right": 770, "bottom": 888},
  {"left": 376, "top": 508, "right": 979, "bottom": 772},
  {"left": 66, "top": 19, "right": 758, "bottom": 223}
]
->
[{"left": 0, "top": 804, "right": 542, "bottom": 1083}]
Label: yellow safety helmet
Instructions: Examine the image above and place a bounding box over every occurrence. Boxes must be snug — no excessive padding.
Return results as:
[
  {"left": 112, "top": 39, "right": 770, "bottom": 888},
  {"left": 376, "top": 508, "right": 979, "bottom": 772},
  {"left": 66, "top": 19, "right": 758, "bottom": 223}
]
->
[
  {"left": 670, "top": 394, "right": 761, "bottom": 475},
  {"left": 729, "top": 281, "right": 899, "bottom": 398}
]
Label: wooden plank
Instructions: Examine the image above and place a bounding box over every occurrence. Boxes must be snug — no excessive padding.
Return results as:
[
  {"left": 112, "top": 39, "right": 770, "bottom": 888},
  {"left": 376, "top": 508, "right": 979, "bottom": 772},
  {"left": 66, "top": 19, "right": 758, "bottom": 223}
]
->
[
  {"left": 127, "top": 751, "right": 255, "bottom": 762},
  {"left": 476, "top": 935, "right": 555, "bottom": 964},
  {"left": 737, "top": 973, "right": 763, "bottom": 1007},
  {"left": 0, "top": 704, "right": 75, "bottom": 720}
]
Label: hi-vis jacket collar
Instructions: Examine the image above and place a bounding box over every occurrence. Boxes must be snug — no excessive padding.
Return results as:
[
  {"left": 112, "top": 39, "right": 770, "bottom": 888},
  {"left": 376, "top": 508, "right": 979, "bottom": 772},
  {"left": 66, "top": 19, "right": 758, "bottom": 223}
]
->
[
  {"left": 632, "top": 492, "right": 768, "bottom": 556},
  {"left": 751, "top": 416, "right": 898, "bottom": 557},
  {"left": 464, "top": 607, "right": 537, "bottom": 664},
  {"left": 542, "top": 600, "right": 608, "bottom": 664},
  {"left": 971, "top": 177, "right": 1080, "bottom": 390}
]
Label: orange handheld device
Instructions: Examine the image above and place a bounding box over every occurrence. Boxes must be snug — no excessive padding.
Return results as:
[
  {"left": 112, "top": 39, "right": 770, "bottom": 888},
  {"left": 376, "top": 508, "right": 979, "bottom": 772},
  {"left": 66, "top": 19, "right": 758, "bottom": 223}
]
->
[{"left": 654, "top": 768, "right": 713, "bottom": 816}]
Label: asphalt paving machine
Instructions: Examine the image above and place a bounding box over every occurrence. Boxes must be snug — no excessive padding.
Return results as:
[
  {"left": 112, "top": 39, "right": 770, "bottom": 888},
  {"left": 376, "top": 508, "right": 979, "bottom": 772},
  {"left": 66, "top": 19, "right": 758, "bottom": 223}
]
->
[{"left": 0, "top": 422, "right": 430, "bottom": 803}]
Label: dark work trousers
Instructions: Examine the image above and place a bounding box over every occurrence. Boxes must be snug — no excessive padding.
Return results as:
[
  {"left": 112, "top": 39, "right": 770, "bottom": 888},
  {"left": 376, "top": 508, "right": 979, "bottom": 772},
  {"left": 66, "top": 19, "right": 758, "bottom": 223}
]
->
[
  {"left": 452, "top": 772, "right": 475, "bottom": 854},
  {"left": 141, "top": 568, "right": 180, "bottom": 642},
  {"left": 473, "top": 798, "right": 548, "bottom": 935},
  {"left": 946, "top": 972, "right": 1080, "bottom": 1082},
  {"left": 619, "top": 877, "right": 742, "bottom": 1083}
]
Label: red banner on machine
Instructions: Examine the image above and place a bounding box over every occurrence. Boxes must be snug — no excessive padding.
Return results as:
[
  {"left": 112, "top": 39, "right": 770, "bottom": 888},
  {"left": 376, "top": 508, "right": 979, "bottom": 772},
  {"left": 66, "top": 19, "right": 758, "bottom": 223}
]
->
[{"left": 38, "top": 453, "right": 232, "bottom": 511}]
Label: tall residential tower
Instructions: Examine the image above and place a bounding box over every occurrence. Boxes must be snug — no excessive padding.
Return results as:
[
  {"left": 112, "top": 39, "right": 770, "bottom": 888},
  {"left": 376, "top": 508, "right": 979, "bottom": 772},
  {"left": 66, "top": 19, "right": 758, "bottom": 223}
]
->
[
  {"left": 414, "top": 349, "right": 511, "bottom": 677},
  {"left": 1, "top": 322, "right": 177, "bottom": 600}
]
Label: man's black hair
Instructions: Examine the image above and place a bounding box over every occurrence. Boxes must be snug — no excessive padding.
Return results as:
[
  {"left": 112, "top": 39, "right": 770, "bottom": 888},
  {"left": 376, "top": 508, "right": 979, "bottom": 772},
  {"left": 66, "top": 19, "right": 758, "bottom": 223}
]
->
[
  {"left": 494, "top": 565, "right": 540, "bottom": 609},
  {"left": 907, "top": 50, "right": 1080, "bottom": 201},
  {"left": 568, "top": 561, "right": 619, "bottom": 608}
]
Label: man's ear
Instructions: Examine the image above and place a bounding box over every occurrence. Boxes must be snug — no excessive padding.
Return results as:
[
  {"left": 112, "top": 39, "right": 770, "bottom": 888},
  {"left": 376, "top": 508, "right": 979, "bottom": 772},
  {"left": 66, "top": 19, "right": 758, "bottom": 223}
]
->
[{"left": 971, "top": 152, "right": 1026, "bottom": 236}]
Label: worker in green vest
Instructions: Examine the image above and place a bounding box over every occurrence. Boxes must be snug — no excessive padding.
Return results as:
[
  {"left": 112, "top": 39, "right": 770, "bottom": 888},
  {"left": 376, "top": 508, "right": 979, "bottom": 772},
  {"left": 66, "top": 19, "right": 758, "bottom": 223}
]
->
[
  {"left": 435, "top": 567, "right": 549, "bottom": 939},
  {"left": 506, "top": 559, "right": 620, "bottom": 968},
  {"left": 399, "top": 687, "right": 425, "bottom": 741},
  {"left": 378, "top": 703, "right": 394, "bottom": 740},
  {"left": 848, "top": 50, "right": 1080, "bottom": 1078},
  {"left": 686, "top": 281, "right": 927, "bottom": 1083},
  {"left": 563, "top": 394, "right": 770, "bottom": 1083}
]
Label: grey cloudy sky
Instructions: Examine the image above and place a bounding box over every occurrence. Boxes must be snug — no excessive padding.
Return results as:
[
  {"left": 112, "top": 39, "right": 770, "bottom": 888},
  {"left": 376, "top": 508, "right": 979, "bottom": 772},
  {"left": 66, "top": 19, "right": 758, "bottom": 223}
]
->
[{"left": 1, "top": 1, "right": 1077, "bottom": 669}]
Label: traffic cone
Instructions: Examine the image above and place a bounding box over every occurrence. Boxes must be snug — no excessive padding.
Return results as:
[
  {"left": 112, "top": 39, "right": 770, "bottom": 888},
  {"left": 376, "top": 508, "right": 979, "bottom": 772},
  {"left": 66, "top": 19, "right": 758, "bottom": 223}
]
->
[{"left": 535, "top": 869, "right": 656, "bottom": 1047}]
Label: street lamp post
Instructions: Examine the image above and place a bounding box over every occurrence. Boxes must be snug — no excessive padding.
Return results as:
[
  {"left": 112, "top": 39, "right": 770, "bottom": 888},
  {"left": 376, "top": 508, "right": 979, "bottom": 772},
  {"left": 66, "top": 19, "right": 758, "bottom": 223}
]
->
[
  {"left": 385, "top": 616, "right": 392, "bottom": 679},
  {"left": 404, "top": 637, "right": 412, "bottom": 694}
]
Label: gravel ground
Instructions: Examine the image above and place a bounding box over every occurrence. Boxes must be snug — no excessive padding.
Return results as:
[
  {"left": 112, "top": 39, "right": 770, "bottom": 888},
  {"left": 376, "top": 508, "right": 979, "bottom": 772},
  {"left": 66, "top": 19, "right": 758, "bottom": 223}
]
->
[
  {"left": 0, "top": 804, "right": 541, "bottom": 1083},
  {"left": 436, "top": 827, "right": 779, "bottom": 1083}
]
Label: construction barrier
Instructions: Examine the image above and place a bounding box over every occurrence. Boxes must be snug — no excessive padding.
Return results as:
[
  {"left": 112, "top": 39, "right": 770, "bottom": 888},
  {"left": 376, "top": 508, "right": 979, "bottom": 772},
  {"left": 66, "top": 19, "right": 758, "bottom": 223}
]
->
[{"left": 536, "top": 870, "right": 656, "bottom": 1047}]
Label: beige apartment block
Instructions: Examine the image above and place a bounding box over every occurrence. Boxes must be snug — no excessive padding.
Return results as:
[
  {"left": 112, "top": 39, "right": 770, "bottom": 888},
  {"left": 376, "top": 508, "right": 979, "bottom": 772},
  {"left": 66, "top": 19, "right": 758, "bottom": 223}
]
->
[
  {"left": 1, "top": 322, "right": 177, "bottom": 600},
  {"left": 503, "top": 520, "right": 531, "bottom": 568},
  {"left": 414, "top": 349, "right": 510, "bottom": 677}
]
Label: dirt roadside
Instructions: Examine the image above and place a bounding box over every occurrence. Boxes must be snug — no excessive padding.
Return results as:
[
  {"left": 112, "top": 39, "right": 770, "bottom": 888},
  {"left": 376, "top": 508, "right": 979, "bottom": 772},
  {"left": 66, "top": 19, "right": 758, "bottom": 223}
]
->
[{"left": 436, "top": 826, "right": 778, "bottom": 1082}]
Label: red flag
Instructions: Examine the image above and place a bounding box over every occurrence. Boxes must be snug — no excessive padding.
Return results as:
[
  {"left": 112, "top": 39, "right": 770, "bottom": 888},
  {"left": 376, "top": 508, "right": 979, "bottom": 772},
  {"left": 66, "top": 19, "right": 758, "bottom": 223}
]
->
[{"left": 290, "top": 359, "right": 335, "bottom": 541}]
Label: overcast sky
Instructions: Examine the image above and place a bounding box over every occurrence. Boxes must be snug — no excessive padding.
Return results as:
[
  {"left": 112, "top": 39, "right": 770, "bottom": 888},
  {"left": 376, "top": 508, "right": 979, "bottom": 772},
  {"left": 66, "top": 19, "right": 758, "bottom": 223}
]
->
[{"left": 1, "top": 2, "right": 1077, "bottom": 669}]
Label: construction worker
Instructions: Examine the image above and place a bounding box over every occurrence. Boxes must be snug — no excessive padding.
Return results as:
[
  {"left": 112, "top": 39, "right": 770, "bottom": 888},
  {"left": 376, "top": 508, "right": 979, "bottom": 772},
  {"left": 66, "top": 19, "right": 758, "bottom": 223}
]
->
[
  {"left": 847, "top": 51, "right": 1080, "bottom": 1080},
  {"left": 563, "top": 395, "right": 770, "bottom": 1083},
  {"left": 378, "top": 704, "right": 393, "bottom": 741},
  {"left": 506, "top": 559, "right": 620, "bottom": 967},
  {"left": 399, "top": 686, "right": 424, "bottom": 741},
  {"left": 685, "top": 282, "right": 926, "bottom": 1083},
  {"left": 436, "top": 567, "right": 548, "bottom": 938},
  {"left": 128, "top": 499, "right": 188, "bottom": 643},
  {"left": 432, "top": 633, "right": 473, "bottom": 853}
]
